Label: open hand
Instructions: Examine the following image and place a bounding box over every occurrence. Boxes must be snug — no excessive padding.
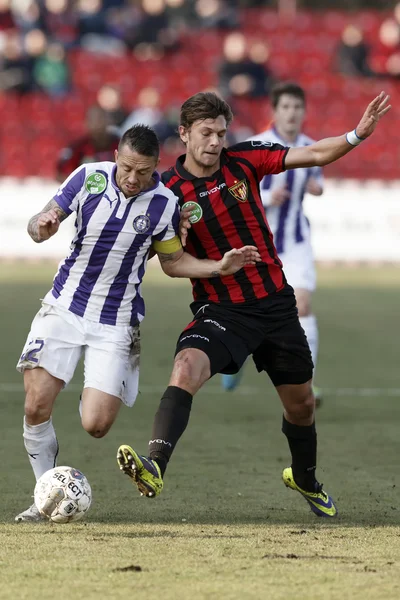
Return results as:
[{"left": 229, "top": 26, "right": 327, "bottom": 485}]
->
[
  {"left": 219, "top": 246, "right": 261, "bottom": 277},
  {"left": 306, "top": 177, "right": 323, "bottom": 196},
  {"left": 270, "top": 187, "right": 290, "bottom": 207},
  {"left": 355, "top": 91, "right": 391, "bottom": 139},
  {"left": 37, "top": 210, "right": 60, "bottom": 241}
]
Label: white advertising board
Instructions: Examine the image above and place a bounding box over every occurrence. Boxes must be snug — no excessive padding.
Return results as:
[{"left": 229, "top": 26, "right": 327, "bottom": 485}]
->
[
  {"left": 0, "top": 178, "right": 399, "bottom": 261},
  {"left": 0, "top": 178, "right": 74, "bottom": 259},
  {"left": 303, "top": 180, "right": 400, "bottom": 261}
]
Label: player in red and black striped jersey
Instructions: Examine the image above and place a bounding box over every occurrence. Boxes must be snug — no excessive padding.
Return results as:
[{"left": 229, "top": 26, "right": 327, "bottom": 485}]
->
[
  {"left": 162, "top": 140, "right": 287, "bottom": 304},
  {"left": 117, "top": 90, "right": 390, "bottom": 517}
]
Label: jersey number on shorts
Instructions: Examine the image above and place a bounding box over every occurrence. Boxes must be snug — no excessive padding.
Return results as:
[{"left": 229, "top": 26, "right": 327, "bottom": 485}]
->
[{"left": 20, "top": 339, "right": 45, "bottom": 365}]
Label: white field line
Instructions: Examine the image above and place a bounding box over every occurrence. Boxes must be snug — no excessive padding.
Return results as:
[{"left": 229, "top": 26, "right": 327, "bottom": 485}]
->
[{"left": 1, "top": 383, "right": 400, "bottom": 397}]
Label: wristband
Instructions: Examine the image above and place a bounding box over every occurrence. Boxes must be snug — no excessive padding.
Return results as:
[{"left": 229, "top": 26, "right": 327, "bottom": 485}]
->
[{"left": 346, "top": 129, "right": 365, "bottom": 146}]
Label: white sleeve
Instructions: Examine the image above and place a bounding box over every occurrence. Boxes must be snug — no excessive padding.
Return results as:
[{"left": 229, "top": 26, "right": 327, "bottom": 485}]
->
[
  {"left": 54, "top": 165, "right": 86, "bottom": 214},
  {"left": 310, "top": 166, "right": 324, "bottom": 189},
  {"left": 260, "top": 187, "right": 273, "bottom": 208}
]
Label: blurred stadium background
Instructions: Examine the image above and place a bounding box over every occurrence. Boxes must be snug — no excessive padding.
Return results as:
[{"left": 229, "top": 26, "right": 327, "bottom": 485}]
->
[
  {"left": 1, "top": 2, "right": 400, "bottom": 599},
  {"left": 0, "top": 0, "right": 399, "bottom": 260}
]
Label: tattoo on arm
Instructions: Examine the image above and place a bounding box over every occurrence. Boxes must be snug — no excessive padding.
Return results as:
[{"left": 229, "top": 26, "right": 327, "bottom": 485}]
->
[
  {"left": 211, "top": 271, "right": 220, "bottom": 278},
  {"left": 27, "top": 199, "right": 69, "bottom": 243},
  {"left": 157, "top": 252, "right": 177, "bottom": 264},
  {"left": 41, "top": 199, "right": 69, "bottom": 222},
  {"left": 27, "top": 215, "right": 43, "bottom": 242}
]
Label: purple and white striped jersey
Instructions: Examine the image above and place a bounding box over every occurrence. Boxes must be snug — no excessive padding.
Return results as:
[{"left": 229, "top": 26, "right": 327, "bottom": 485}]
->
[
  {"left": 42, "top": 161, "right": 180, "bottom": 326},
  {"left": 248, "top": 128, "right": 324, "bottom": 254}
]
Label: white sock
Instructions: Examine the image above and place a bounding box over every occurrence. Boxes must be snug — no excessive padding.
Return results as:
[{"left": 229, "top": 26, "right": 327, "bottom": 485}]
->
[
  {"left": 299, "top": 314, "right": 319, "bottom": 373},
  {"left": 23, "top": 417, "right": 59, "bottom": 481}
]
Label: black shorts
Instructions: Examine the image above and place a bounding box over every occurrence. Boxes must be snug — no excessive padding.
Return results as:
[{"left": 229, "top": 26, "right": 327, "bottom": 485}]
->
[{"left": 175, "top": 285, "right": 313, "bottom": 387}]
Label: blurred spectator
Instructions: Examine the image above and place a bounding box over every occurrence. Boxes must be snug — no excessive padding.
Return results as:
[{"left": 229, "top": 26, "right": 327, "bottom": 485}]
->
[
  {"left": 33, "top": 42, "right": 70, "bottom": 96},
  {"left": 97, "top": 84, "right": 128, "bottom": 128},
  {"left": 164, "top": 0, "right": 195, "bottom": 29},
  {"left": 120, "top": 86, "right": 179, "bottom": 144},
  {"left": 194, "top": 0, "right": 240, "bottom": 30},
  {"left": 121, "top": 86, "right": 163, "bottom": 131},
  {"left": 218, "top": 32, "right": 273, "bottom": 99},
  {"left": 76, "top": 0, "right": 125, "bottom": 54},
  {"left": 44, "top": 0, "right": 79, "bottom": 49},
  {"left": 0, "top": 32, "right": 33, "bottom": 93},
  {"left": 125, "top": 0, "right": 180, "bottom": 56},
  {"left": 56, "top": 105, "right": 119, "bottom": 182},
  {"left": 77, "top": 0, "right": 107, "bottom": 38},
  {"left": 0, "top": 0, "right": 16, "bottom": 32},
  {"left": 336, "top": 25, "right": 374, "bottom": 77},
  {"left": 12, "top": 0, "right": 45, "bottom": 34},
  {"left": 24, "top": 27, "right": 47, "bottom": 59},
  {"left": 373, "top": 17, "right": 400, "bottom": 78}
]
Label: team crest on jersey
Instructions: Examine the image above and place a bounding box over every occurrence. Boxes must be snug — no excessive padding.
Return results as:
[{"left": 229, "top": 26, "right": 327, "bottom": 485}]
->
[
  {"left": 228, "top": 179, "right": 248, "bottom": 202},
  {"left": 133, "top": 214, "right": 151, "bottom": 233},
  {"left": 182, "top": 201, "right": 203, "bottom": 223},
  {"left": 85, "top": 172, "right": 107, "bottom": 194}
]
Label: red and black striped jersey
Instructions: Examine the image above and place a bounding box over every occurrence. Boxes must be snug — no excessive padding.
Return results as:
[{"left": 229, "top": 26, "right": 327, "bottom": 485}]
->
[{"left": 161, "top": 141, "right": 289, "bottom": 304}]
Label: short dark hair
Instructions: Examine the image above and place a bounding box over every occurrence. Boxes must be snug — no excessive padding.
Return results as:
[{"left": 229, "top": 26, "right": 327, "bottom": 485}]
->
[
  {"left": 180, "top": 92, "right": 234, "bottom": 129},
  {"left": 271, "top": 82, "right": 306, "bottom": 108},
  {"left": 119, "top": 124, "right": 159, "bottom": 159}
]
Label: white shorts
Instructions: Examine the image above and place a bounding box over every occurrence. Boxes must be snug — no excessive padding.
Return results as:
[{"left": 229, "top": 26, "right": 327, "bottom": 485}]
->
[
  {"left": 16, "top": 303, "right": 140, "bottom": 407},
  {"left": 280, "top": 240, "right": 316, "bottom": 292}
]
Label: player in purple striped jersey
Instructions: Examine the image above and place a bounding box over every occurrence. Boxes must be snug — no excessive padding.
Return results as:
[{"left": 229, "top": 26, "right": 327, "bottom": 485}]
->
[
  {"left": 15, "top": 124, "right": 260, "bottom": 522},
  {"left": 222, "top": 83, "right": 324, "bottom": 402}
]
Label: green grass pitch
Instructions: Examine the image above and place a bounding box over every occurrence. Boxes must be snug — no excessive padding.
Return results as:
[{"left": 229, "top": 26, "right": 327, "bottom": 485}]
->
[{"left": 0, "top": 263, "right": 399, "bottom": 599}]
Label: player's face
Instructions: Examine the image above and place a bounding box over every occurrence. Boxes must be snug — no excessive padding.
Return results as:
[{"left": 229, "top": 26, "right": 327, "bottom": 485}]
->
[
  {"left": 274, "top": 94, "right": 305, "bottom": 138},
  {"left": 180, "top": 116, "right": 227, "bottom": 174},
  {"left": 114, "top": 145, "right": 159, "bottom": 197}
]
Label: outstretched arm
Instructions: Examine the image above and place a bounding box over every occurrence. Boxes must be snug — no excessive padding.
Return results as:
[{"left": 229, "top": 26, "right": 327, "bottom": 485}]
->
[
  {"left": 157, "top": 246, "right": 261, "bottom": 279},
  {"left": 285, "top": 92, "right": 391, "bottom": 169},
  {"left": 27, "top": 199, "right": 69, "bottom": 243}
]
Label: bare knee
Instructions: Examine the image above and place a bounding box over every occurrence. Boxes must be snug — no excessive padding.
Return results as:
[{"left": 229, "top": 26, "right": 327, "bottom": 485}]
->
[
  {"left": 81, "top": 418, "right": 111, "bottom": 438},
  {"left": 170, "top": 348, "right": 210, "bottom": 394},
  {"left": 24, "top": 385, "right": 53, "bottom": 423},
  {"left": 80, "top": 389, "right": 121, "bottom": 438},
  {"left": 279, "top": 383, "right": 315, "bottom": 425}
]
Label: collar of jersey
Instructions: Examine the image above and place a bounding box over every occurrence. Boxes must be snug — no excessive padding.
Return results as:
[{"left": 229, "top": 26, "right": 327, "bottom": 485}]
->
[
  {"left": 110, "top": 164, "right": 160, "bottom": 197},
  {"left": 174, "top": 150, "right": 229, "bottom": 181},
  {"left": 272, "top": 126, "right": 301, "bottom": 147}
]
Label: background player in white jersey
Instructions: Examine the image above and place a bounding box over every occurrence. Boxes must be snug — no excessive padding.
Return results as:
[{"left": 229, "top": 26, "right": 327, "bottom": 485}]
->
[
  {"left": 222, "top": 83, "right": 323, "bottom": 399},
  {"left": 15, "top": 124, "right": 260, "bottom": 522}
]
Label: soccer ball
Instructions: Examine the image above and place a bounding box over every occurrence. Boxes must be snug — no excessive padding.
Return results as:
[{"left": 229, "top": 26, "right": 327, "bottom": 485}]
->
[{"left": 34, "top": 466, "right": 92, "bottom": 523}]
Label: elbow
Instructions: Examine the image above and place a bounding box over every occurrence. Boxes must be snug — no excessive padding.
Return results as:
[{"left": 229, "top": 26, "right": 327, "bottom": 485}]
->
[
  {"left": 161, "top": 263, "right": 178, "bottom": 278},
  {"left": 313, "top": 154, "right": 326, "bottom": 167}
]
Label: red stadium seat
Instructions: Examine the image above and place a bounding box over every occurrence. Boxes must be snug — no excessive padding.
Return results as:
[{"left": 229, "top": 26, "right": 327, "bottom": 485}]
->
[{"left": 0, "top": 8, "right": 398, "bottom": 179}]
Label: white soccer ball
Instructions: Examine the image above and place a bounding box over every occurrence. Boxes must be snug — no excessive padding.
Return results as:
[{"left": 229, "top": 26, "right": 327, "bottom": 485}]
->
[{"left": 34, "top": 466, "right": 92, "bottom": 523}]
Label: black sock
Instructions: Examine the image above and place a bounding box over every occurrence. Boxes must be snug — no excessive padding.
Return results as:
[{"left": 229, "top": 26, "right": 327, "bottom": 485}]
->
[
  {"left": 282, "top": 416, "right": 317, "bottom": 492},
  {"left": 149, "top": 386, "right": 193, "bottom": 477}
]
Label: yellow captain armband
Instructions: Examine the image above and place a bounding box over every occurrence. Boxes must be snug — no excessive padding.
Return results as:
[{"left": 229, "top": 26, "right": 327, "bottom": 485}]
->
[{"left": 152, "top": 235, "right": 182, "bottom": 254}]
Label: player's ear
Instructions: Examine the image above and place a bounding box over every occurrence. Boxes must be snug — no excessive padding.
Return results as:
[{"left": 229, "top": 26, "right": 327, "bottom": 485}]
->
[
  {"left": 179, "top": 125, "right": 188, "bottom": 144},
  {"left": 114, "top": 149, "right": 118, "bottom": 162}
]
